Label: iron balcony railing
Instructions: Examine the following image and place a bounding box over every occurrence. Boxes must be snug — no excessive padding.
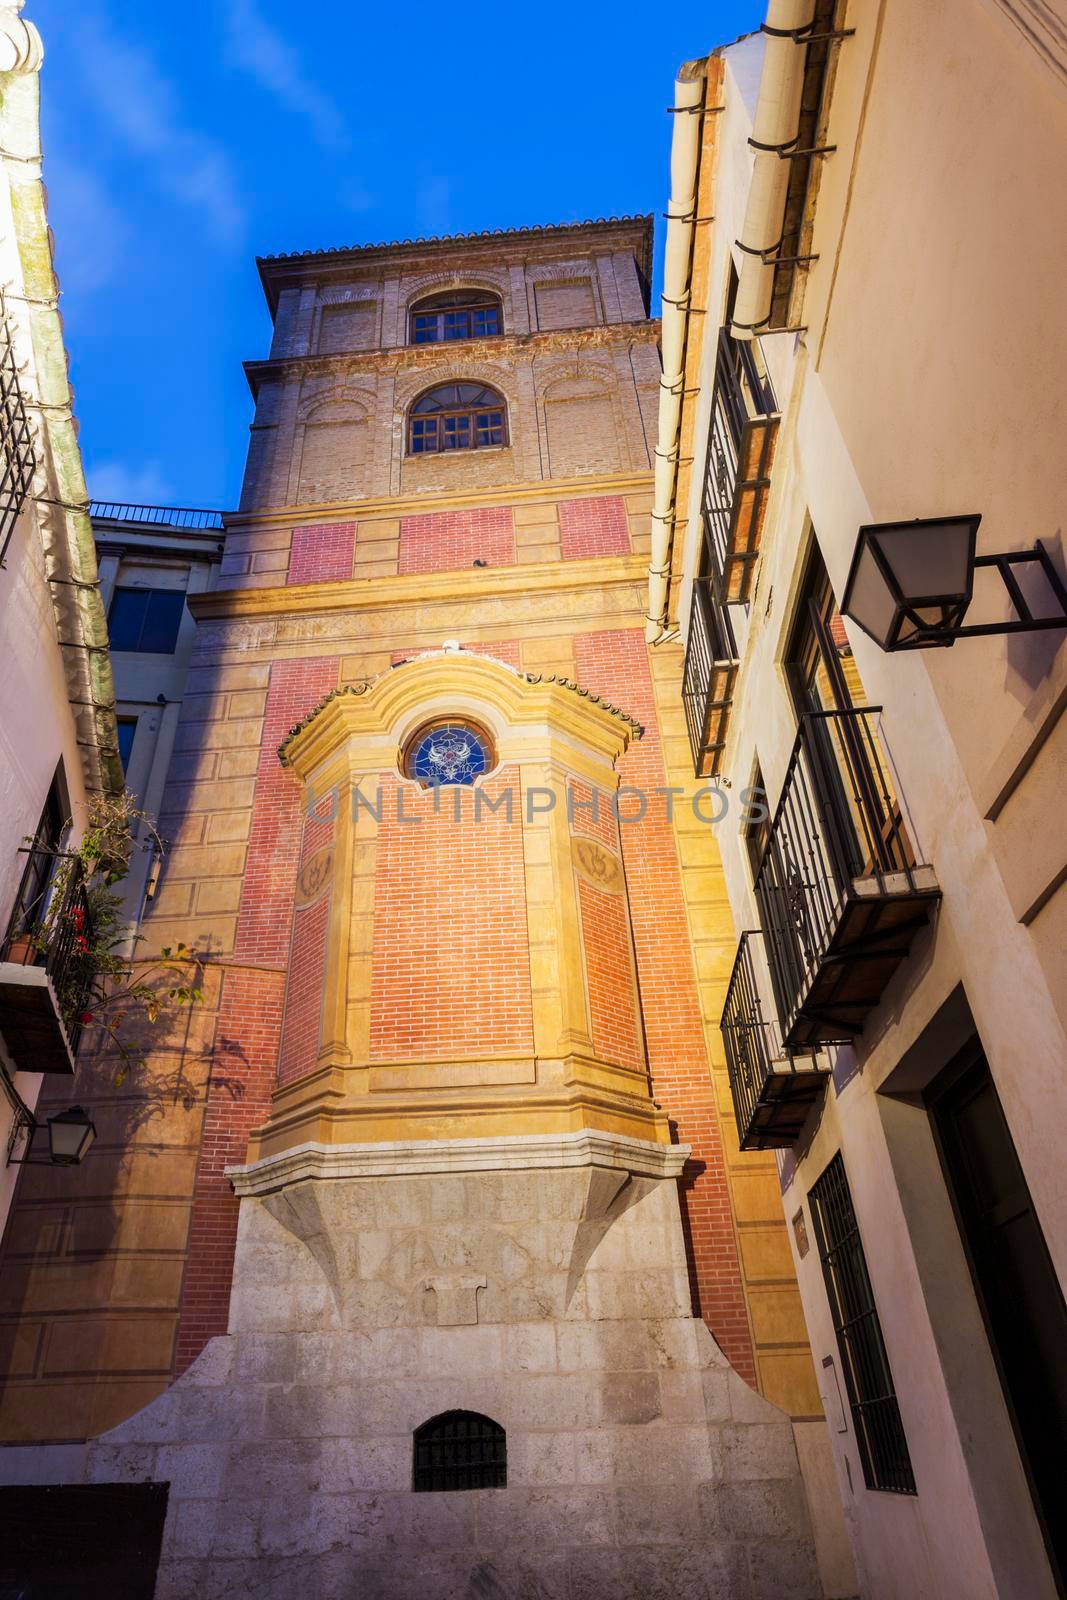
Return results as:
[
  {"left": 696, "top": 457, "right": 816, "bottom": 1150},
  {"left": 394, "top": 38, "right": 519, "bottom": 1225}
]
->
[
  {"left": 88, "top": 501, "right": 225, "bottom": 531},
  {"left": 0, "top": 295, "right": 36, "bottom": 570},
  {"left": 701, "top": 328, "right": 779, "bottom": 607},
  {"left": 2, "top": 849, "right": 95, "bottom": 1054},
  {"left": 682, "top": 575, "right": 739, "bottom": 778},
  {"left": 721, "top": 929, "right": 831, "bottom": 1150},
  {"left": 754, "top": 707, "right": 937, "bottom": 1050}
]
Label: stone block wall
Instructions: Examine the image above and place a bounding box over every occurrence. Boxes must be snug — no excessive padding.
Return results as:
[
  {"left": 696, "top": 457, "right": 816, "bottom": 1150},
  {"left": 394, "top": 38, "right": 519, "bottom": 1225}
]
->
[{"left": 0, "top": 1165, "right": 823, "bottom": 1600}]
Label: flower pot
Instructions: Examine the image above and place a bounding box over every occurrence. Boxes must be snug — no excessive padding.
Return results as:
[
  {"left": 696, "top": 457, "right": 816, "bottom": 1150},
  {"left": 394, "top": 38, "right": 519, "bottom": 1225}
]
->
[{"left": 4, "top": 934, "right": 40, "bottom": 966}]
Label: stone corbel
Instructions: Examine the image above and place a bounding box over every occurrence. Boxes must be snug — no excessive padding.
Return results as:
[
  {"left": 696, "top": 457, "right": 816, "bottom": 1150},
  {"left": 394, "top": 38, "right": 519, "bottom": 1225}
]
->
[{"left": 0, "top": 3, "right": 43, "bottom": 74}]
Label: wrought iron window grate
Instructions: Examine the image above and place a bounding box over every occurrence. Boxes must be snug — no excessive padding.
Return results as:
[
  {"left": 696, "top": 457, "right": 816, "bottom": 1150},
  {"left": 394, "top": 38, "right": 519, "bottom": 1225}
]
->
[
  {"left": 413, "top": 1411, "right": 506, "bottom": 1492},
  {"left": 808, "top": 1153, "right": 916, "bottom": 1494},
  {"left": 0, "top": 297, "right": 36, "bottom": 569}
]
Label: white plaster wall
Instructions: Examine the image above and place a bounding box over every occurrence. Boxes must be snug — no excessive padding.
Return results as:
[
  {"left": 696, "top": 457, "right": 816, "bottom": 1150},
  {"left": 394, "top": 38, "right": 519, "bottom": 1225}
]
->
[{"left": 680, "top": 10, "right": 1067, "bottom": 1598}]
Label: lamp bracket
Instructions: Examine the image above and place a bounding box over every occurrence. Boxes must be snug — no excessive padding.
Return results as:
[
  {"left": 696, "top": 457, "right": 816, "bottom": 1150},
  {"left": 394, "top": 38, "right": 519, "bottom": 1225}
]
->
[{"left": 956, "top": 542, "right": 1067, "bottom": 639}]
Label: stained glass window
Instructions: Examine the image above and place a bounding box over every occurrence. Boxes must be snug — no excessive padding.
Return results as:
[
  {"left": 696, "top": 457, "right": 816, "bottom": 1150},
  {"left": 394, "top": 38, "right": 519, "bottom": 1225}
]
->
[{"left": 404, "top": 720, "right": 493, "bottom": 786}]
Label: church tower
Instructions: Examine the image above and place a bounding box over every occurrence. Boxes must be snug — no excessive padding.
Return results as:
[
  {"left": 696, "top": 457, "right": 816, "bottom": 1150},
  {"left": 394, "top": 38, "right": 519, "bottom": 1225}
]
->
[{"left": 0, "top": 219, "right": 837, "bottom": 1594}]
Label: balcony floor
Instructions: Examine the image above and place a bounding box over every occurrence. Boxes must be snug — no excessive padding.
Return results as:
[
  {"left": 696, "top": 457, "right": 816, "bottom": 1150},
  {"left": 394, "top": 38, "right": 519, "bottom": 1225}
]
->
[
  {"left": 784, "top": 869, "right": 941, "bottom": 1051},
  {"left": 740, "top": 1060, "right": 832, "bottom": 1151},
  {"left": 0, "top": 962, "right": 77, "bottom": 1075}
]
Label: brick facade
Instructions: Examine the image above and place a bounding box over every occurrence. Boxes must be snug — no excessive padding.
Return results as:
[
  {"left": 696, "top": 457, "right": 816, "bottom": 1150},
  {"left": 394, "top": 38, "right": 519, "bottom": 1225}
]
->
[{"left": 0, "top": 218, "right": 819, "bottom": 1441}]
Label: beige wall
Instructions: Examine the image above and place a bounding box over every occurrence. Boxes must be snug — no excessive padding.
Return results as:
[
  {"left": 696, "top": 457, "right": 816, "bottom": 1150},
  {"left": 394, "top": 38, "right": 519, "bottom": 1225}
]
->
[{"left": 676, "top": 7, "right": 1067, "bottom": 1597}]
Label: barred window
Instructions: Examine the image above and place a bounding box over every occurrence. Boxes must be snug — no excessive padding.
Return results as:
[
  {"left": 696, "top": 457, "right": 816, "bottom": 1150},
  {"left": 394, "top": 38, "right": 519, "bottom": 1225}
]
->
[
  {"left": 407, "top": 383, "right": 507, "bottom": 456},
  {"left": 0, "top": 299, "right": 36, "bottom": 568},
  {"left": 808, "top": 1153, "right": 916, "bottom": 1494},
  {"left": 413, "top": 1411, "right": 506, "bottom": 1492},
  {"left": 410, "top": 290, "right": 502, "bottom": 345}
]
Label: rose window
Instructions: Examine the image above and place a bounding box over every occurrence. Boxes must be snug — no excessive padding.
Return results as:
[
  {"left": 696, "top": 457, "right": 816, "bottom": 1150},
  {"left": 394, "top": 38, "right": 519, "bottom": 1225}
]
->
[{"left": 403, "top": 720, "right": 494, "bottom": 786}]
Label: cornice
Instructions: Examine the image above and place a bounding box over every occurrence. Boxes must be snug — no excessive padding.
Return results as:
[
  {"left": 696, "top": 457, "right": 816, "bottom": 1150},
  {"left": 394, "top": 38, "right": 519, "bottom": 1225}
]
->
[
  {"left": 228, "top": 1129, "right": 690, "bottom": 1195},
  {"left": 223, "top": 468, "right": 653, "bottom": 531},
  {"left": 244, "top": 320, "right": 662, "bottom": 397},
  {"left": 256, "top": 216, "right": 655, "bottom": 313},
  {"left": 186, "top": 551, "right": 649, "bottom": 623},
  {"left": 276, "top": 651, "right": 643, "bottom": 768}
]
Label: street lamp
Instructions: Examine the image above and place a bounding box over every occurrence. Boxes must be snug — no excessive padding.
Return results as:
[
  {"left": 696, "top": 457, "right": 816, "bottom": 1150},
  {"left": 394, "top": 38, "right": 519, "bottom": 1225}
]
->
[
  {"left": 842, "top": 515, "right": 1067, "bottom": 652},
  {"left": 2, "top": 1068, "right": 97, "bottom": 1167},
  {"left": 46, "top": 1105, "right": 97, "bottom": 1166}
]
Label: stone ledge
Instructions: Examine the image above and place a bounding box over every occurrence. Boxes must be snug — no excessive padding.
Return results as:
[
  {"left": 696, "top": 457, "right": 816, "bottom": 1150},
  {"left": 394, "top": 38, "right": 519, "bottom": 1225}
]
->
[{"left": 228, "top": 1130, "right": 691, "bottom": 1195}]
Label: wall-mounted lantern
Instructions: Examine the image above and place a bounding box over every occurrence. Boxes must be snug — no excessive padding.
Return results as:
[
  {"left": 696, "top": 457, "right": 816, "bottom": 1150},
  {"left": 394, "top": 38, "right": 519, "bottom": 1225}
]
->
[
  {"left": 842, "top": 515, "right": 1067, "bottom": 651},
  {"left": 3, "top": 1067, "right": 96, "bottom": 1168}
]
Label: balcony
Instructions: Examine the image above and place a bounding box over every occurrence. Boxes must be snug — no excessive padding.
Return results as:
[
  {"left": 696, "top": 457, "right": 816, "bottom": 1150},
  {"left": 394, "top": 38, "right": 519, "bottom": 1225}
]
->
[
  {"left": 702, "top": 329, "right": 779, "bottom": 607},
  {"left": 682, "top": 576, "right": 739, "bottom": 777},
  {"left": 754, "top": 709, "right": 940, "bottom": 1051},
  {"left": 0, "top": 850, "right": 94, "bottom": 1075},
  {"left": 0, "top": 294, "right": 36, "bottom": 569},
  {"left": 722, "top": 930, "right": 832, "bottom": 1151}
]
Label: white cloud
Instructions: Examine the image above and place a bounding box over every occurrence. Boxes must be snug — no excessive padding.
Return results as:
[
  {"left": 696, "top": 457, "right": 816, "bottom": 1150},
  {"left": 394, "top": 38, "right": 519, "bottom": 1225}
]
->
[
  {"left": 224, "top": 0, "right": 349, "bottom": 151},
  {"left": 88, "top": 460, "right": 176, "bottom": 507},
  {"left": 72, "top": 13, "right": 245, "bottom": 247},
  {"left": 42, "top": 156, "right": 132, "bottom": 296}
]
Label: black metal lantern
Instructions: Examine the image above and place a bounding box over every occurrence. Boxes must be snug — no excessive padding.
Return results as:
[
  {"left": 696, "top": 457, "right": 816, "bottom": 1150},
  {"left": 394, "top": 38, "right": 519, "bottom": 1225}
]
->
[
  {"left": 843, "top": 516, "right": 1067, "bottom": 651},
  {"left": 842, "top": 516, "right": 979, "bottom": 650},
  {"left": 46, "top": 1105, "right": 96, "bottom": 1166}
]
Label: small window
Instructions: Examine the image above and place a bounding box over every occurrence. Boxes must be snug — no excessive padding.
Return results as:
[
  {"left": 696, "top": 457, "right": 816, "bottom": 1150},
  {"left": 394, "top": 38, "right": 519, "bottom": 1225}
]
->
[
  {"left": 407, "top": 383, "right": 507, "bottom": 456},
  {"left": 108, "top": 587, "right": 185, "bottom": 653},
  {"left": 116, "top": 718, "right": 137, "bottom": 773},
  {"left": 409, "top": 290, "right": 502, "bottom": 345},
  {"left": 413, "top": 1411, "right": 506, "bottom": 1491},
  {"left": 808, "top": 1153, "right": 916, "bottom": 1494}
]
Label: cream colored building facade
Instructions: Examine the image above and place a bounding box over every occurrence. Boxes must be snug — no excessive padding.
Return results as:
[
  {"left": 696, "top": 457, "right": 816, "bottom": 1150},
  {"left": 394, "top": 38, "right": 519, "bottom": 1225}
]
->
[
  {"left": 655, "top": 5, "right": 1067, "bottom": 1599},
  {"left": 0, "top": 7, "right": 118, "bottom": 1230}
]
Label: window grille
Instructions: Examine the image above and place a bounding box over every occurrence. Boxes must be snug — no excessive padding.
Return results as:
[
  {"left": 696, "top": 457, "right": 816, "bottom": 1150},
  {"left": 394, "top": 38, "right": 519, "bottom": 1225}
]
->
[
  {"left": 0, "top": 296, "right": 36, "bottom": 569},
  {"left": 808, "top": 1153, "right": 916, "bottom": 1494},
  {"left": 413, "top": 1411, "right": 506, "bottom": 1492}
]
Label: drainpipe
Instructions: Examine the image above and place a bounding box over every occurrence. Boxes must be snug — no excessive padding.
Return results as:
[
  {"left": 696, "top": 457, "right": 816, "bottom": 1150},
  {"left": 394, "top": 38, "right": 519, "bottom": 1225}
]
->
[
  {"left": 646, "top": 63, "right": 705, "bottom": 644},
  {"left": 730, "top": 0, "right": 816, "bottom": 339}
]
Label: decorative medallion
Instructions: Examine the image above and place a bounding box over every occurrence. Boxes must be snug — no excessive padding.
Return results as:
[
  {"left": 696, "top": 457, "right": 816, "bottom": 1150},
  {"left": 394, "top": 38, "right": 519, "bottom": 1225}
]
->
[
  {"left": 571, "top": 837, "right": 625, "bottom": 894},
  {"left": 295, "top": 846, "right": 334, "bottom": 906},
  {"left": 403, "top": 719, "right": 494, "bottom": 786}
]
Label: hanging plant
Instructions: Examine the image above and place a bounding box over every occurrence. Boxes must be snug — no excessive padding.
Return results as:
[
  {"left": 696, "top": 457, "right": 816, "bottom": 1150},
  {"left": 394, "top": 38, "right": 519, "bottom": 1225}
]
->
[{"left": 37, "top": 792, "right": 205, "bottom": 1080}]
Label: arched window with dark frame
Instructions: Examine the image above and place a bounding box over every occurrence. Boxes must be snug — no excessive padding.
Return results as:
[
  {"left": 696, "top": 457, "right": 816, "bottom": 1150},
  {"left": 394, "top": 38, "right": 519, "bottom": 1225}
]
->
[
  {"left": 407, "top": 383, "right": 507, "bottom": 455},
  {"left": 413, "top": 1410, "right": 507, "bottom": 1492},
  {"left": 409, "top": 289, "right": 502, "bottom": 345}
]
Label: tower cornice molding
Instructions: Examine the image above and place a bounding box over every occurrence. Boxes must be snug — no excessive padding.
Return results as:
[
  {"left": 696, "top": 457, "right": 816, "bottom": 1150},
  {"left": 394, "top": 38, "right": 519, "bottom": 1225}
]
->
[{"left": 244, "top": 321, "right": 661, "bottom": 395}]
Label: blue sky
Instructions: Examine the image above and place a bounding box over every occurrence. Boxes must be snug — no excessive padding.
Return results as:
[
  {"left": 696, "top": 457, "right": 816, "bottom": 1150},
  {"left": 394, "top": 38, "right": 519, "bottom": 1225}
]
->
[{"left": 36, "top": 0, "right": 763, "bottom": 510}]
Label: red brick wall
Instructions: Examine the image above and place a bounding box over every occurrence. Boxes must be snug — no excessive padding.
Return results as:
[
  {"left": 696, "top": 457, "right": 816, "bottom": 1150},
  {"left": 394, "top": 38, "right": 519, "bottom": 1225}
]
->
[
  {"left": 287, "top": 522, "right": 356, "bottom": 585},
  {"left": 233, "top": 659, "right": 339, "bottom": 965},
  {"left": 572, "top": 628, "right": 756, "bottom": 1383},
  {"left": 369, "top": 767, "right": 534, "bottom": 1060},
  {"left": 175, "top": 656, "right": 339, "bottom": 1371},
  {"left": 578, "top": 879, "right": 643, "bottom": 1070},
  {"left": 398, "top": 506, "right": 515, "bottom": 575},
  {"left": 558, "top": 495, "right": 631, "bottom": 559}
]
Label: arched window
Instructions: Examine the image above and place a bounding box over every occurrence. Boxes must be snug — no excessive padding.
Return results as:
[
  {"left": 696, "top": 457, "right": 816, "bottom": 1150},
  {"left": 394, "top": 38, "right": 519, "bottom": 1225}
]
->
[
  {"left": 409, "top": 290, "right": 502, "bottom": 345},
  {"left": 408, "top": 383, "right": 507, "bottom": 455},
  {"left": 413, "top": 1411, "right": 507, "bottom": 1492}
]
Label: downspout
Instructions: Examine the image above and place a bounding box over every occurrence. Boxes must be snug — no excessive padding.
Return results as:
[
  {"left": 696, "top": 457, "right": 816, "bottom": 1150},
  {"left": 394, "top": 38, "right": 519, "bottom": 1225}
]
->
[
  {"left": 646, "top": 62, "right": 706, "bottom": 645},
  {"left": 730, "top": 0, "right": 816, "bottom": 339}
]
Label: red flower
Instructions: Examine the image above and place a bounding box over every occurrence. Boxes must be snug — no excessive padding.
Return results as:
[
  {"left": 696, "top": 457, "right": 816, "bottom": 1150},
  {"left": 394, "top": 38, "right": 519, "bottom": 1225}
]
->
[
  {"left": 75, "top": 934, "right": 89, "bottom": 952},
  {"left": 79, "top": 1012, "right": 94, "bottom": 1024},
  {"left": 69, "top": 907, "right": 85, "bottom": 930}
]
